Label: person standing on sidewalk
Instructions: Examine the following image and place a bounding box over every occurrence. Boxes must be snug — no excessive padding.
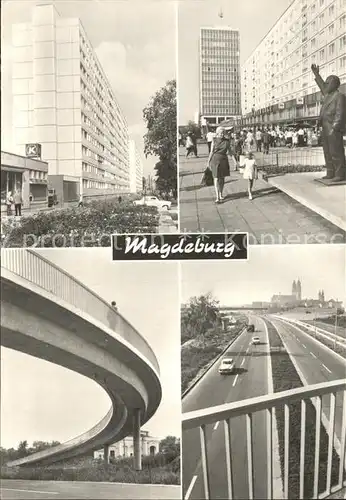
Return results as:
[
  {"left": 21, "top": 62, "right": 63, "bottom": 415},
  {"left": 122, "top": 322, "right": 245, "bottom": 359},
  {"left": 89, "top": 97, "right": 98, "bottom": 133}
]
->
[
  {"left": 13, "top": 189, "right": 23, "bottom": 216},
  {"left": 6, "top": 191, "right": 13, "bottom": 216},
  {"left": 241, "top": 151, "right": 258, "bottom": 200},
  {"left": 206, "top": 130, "right": 216, "bottom": 153},
  {"left": 191, "top": 132, "right": 198, "bottom": 157},
  {"left": 185, "top": 133, "right": 195, "bottom": 158},
  {"left": 207, "top": 126, "right": 232, "bottom": 203},
  {"left": 262, "top": 129, "right": 270, "bottom": 154},
  {"left": 255, "top": 128, "right": 262, "bottom": 152}
]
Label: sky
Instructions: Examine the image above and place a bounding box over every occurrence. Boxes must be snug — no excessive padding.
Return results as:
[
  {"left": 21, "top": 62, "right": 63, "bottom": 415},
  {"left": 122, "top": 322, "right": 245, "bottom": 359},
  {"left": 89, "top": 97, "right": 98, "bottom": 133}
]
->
[
  {"left": 1, "top": 0, "right": 176, "bottom": 176},
  {"left": 178, "top": 0, "right": 292, "bottom": 124},
  {"left": 181, "top": 245, "right": 346, "bottom": 306},
  {"left": 1, "top": 249, "right": 180, "bottom": 448}
]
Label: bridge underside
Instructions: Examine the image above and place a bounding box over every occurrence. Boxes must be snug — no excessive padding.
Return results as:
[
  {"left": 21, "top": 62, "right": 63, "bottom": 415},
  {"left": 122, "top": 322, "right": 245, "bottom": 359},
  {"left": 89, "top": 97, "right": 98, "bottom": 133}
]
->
[{"left": 1, "top": 272, "right": 161, "bottom": 467}]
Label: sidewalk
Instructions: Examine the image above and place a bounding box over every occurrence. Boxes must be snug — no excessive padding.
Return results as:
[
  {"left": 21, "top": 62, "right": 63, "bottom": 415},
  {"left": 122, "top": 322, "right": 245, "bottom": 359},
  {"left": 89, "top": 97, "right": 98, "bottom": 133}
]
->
[{"left": 179, "top": 144, "right": 345, "bottom": 244}]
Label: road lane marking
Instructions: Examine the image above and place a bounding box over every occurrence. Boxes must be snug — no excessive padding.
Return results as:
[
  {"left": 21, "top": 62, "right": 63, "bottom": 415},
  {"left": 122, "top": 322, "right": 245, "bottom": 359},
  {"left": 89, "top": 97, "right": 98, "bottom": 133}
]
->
[
  {"left": 322, "top": 363, "right": 332, "bottom": 374},
  {"left": 241, "top": 357, "right": 245, "bottom": 367},
  {"left": 185, "top": 475, "right": 198, "bottom": 500},
  {"left": 311, "top": 352, "right": 317, "bottom": 358},
  {"left": 1, "top": 489, "right": 58, "bottom": 495},
  {"left": 213, "top": 421, "right": 219, "bottom": 430},
  {"left": 232, "top": 374, "right": 239, "bottom": 387}
]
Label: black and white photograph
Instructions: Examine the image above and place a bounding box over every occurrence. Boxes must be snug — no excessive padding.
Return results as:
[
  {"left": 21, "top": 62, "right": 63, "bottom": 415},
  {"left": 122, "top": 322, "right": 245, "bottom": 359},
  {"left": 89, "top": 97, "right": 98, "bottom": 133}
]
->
[
  {"left": 1, "top": 0, "right": 346, "bottom": 500},
  {"left": 178, "top": 0, "right": 346, "bottom": 244},
  {"left": 1, "top": 0, "right": 177, "bottom": 248},
  {"left": 1, "top": 248, "right": 180, "bottom": 499},
  {"left": 181, "top": 244, "right": 346, "bottom": 500}
]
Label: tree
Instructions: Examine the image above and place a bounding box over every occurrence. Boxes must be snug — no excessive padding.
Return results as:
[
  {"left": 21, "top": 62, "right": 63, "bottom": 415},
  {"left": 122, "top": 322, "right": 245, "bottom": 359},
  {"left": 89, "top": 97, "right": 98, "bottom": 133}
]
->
[
  {"left": 17, "top": 440, "right": 29, "bottom": 458},
  {"left": 181, "top": 293, "right": 221, "bottom": 343},
  {"left": 143, "top": 80, "right": 177, "bottom": 199},
  {"left": 159, "top": 436, "right": 180, "bottom": 457}
]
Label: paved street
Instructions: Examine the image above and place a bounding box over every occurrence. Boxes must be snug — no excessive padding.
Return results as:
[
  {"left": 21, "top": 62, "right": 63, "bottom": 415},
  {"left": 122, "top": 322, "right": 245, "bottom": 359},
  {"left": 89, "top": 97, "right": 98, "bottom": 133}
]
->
[
  {"left": 0, "top": 480, "right": 181, "bottom": 499},
  {"left": 179, "top": 144, "right": 345, "bottom": 244},
  {"left": 182, "top": 316, "right": 272, "bottom": 500},
  {"left": 182, "top": 314, "right": 345, "bottom": 500}
]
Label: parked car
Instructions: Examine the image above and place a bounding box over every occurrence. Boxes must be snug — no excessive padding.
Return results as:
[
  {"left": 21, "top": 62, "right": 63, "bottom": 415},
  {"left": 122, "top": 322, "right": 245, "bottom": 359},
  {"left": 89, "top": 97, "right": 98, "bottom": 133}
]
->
[
  {"left": 218, "top": 357, "right": 235, "bottom": 375},
  {"left": 247, "top": 324, "right": 255, "bottom": 332},
  {"left": 252, "top": 336, "right": 260, "bottom": 345},
  {"left": 133, "top": 196, "right": 171, "bottom": 210}
]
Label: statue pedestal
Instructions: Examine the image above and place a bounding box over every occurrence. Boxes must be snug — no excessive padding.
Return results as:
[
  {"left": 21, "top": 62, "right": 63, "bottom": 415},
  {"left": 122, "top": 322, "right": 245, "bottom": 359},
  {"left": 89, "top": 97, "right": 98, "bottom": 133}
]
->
[{"left": 314, "top": 178, "right": 346, "bottom": 186}]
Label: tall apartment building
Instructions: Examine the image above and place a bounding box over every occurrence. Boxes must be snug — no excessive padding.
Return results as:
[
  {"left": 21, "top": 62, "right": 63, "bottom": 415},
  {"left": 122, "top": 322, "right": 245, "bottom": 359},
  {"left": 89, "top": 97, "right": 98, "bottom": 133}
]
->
[
  {"left": 129, "top": 140, "right": 143, "bottom": 193},
  {"left": 199, "top": 27, "right": 241, "bottom": 126},
  {"left": 11, "top": 3, "right": 131, "bottom": 202},
  {"left": 241, "top": 0, "right": 346, "bottom": 123}
]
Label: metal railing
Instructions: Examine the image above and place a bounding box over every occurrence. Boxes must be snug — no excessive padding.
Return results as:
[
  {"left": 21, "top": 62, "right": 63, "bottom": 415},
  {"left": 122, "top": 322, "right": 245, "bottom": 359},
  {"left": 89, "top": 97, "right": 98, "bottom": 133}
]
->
[
  {"left": 183, "top": 379, "right": 346, "bottom": 500},
  {"left": 1, "top": 248, "right": 159, "bottom": 374},
  {"left": 256, "top": 148, "right": 325, "bottom": 170}
]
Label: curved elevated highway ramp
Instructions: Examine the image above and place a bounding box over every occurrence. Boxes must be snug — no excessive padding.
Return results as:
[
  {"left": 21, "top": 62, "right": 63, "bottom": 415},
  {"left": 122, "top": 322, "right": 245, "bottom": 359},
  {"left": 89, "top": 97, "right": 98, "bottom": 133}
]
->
[{"left": 1, "top": 249, "right": 162, "bottom": 467}]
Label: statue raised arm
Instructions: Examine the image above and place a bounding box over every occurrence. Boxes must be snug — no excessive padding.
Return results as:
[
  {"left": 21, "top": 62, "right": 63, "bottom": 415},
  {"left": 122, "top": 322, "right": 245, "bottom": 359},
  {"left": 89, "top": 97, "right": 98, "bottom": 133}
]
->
[{"left": 311, "top": 64, "right": 327, "bottom": 96}]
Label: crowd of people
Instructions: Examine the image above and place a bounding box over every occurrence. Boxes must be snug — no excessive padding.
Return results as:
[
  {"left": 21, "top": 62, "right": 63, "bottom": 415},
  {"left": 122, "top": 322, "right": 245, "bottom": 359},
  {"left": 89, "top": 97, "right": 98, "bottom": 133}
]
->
[{"left": 179, "top": 124, "right": 323, "bottom": 160}]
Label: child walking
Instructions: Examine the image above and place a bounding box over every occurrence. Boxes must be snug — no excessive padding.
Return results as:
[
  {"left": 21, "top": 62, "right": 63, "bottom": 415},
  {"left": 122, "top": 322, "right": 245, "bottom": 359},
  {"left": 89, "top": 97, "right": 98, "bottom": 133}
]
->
[{"left": 242, "top": 151, "right": 258, "bottom": 200}]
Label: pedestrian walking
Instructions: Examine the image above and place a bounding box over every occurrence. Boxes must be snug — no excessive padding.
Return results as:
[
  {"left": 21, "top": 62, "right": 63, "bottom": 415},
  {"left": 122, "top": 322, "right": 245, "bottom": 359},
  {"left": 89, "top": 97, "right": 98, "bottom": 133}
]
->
[
  {"left": 262, "top": 130, "right": 270, "bottom": 154},
  {"left": 185, "top": 134, "right": 195, "bottom": 158},
  {"left": 207, "top": 126, "right": 232, "bottom": 203},
  {"left": 292, "top": 131, "right": 299, "bottom": 148},
  {"left": 255, "top": 129, "right": 262, "bottom": 152},
  {"left": 241, "top": 151, "right": 258, "bottom": 200},
  {"left": 191, "top": 132, "right": 198, "bottom": 157},
  {"left": 78, "top": 193, "right": 84, "bottom": 207},
  {"left": 298, "top": 127, "right": 305, "bottom": 147},
  {"left": 234, "top": 134, "right": 243, "bottom": 169},
  {"left": 244, "top": 129, "right": 256, "bottom": 153},
  {"left": 111, "top": 301, "right": 118, "bottom": 312},
  {"left": 206, "top": 130, "right": 216, "bottom": 153},
  {"left": 6, "top": 191, "right": 13, "bottom": 216},
  {"left": 13, "top": 189, "right": 23, "bottom": 216}
]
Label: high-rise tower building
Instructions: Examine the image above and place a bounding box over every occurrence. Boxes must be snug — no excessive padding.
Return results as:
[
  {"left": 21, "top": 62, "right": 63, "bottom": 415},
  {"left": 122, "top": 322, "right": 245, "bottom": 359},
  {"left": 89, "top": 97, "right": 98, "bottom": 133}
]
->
[
  {"left": 11, "top": 4, "right": 132, "bottom": 202},
  {"left": 199, "top": 26, "right": 241, "bottom": 126}
]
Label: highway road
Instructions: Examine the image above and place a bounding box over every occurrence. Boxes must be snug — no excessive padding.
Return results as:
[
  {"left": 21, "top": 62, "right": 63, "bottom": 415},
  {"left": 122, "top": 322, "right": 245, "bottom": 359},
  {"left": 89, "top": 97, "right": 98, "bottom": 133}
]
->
[
  {"left": 0, "top": 480, "right": 181, "bottom": 499},
  {"left": 182, "top": 314, "right": 346, "bottom": 500},
  {"left": 182, "top": 316, "right": 272, "bottom": 500},
  {"left": 269, "top": 316, "right": 346, "bottom": 446}
]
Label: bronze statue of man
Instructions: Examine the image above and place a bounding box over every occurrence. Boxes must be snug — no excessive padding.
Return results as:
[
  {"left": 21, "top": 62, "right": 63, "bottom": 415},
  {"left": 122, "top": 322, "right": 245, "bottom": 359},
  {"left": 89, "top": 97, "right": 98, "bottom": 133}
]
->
[{"left": 311, "top": 64, "right": 346, "bottom": 182}]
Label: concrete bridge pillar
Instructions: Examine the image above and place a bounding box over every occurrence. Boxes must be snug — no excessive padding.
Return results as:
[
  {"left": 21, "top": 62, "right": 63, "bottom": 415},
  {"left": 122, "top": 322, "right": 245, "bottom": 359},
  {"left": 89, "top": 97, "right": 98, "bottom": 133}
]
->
[
  {"left": 103, "top": 444, "right": 109, "bottom": 464},
  {"left": 133, "top": 408, "right": 142, "bottom": 470}
]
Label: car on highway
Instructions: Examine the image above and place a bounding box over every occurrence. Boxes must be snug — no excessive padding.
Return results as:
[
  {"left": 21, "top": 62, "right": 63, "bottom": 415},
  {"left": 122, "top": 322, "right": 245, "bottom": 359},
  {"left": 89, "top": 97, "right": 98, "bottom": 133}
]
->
[
  {"left": 247, "top": 324, "right": 255, "bottom": 332},
  {"left": 306, "top": 310, "right": 312, "bottom": 314},
  {"left": 218, "top": 357, "right": 235, "bottom": 374},
  {"left": 251, "top": 336, "right": 260, "bottom": 345},
  {"left": 133, "top": 196, "right": 171, "bottom": 210}
]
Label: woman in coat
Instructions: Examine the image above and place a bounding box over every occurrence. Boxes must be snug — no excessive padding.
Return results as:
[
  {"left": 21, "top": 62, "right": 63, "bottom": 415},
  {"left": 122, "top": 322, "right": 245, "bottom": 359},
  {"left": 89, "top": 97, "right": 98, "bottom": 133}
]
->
[{"left": 207, "top": 126, "right": 232, "bottom": 203}]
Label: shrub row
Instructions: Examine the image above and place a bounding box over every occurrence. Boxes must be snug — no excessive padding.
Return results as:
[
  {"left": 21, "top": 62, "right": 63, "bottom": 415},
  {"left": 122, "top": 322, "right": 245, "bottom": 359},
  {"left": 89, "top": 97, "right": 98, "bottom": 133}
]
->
[
  {"left": 262, "top": 164, "right": 324, "bottom": 177},
  {"left": 0, "top": 462, "right": 180, "bottom": 485},
  {"left": 265, "top": 319, "right": 341, "bottom": 498},
  {"left": 1, "top": 200, "right": 159, "bottom": 248}
]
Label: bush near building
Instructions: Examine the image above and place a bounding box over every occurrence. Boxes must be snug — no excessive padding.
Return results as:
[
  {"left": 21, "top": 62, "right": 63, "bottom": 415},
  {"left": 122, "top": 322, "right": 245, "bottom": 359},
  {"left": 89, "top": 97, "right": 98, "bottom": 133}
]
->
[
  {"left": 1, "top": 197, "right": 159, "bottom": 248},
  {"left": 265, "top": 319, "right": 341, "bottom": 498}
]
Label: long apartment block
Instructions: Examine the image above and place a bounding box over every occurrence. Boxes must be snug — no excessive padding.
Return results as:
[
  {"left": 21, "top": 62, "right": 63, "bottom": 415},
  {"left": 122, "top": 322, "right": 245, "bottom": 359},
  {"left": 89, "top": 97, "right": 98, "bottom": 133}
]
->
[
  {"left": 11, "top": 3, "right": 139, "bottom": 200},
  {"left": 241, "top": 0, "right": 346, "bottom": 117}
]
